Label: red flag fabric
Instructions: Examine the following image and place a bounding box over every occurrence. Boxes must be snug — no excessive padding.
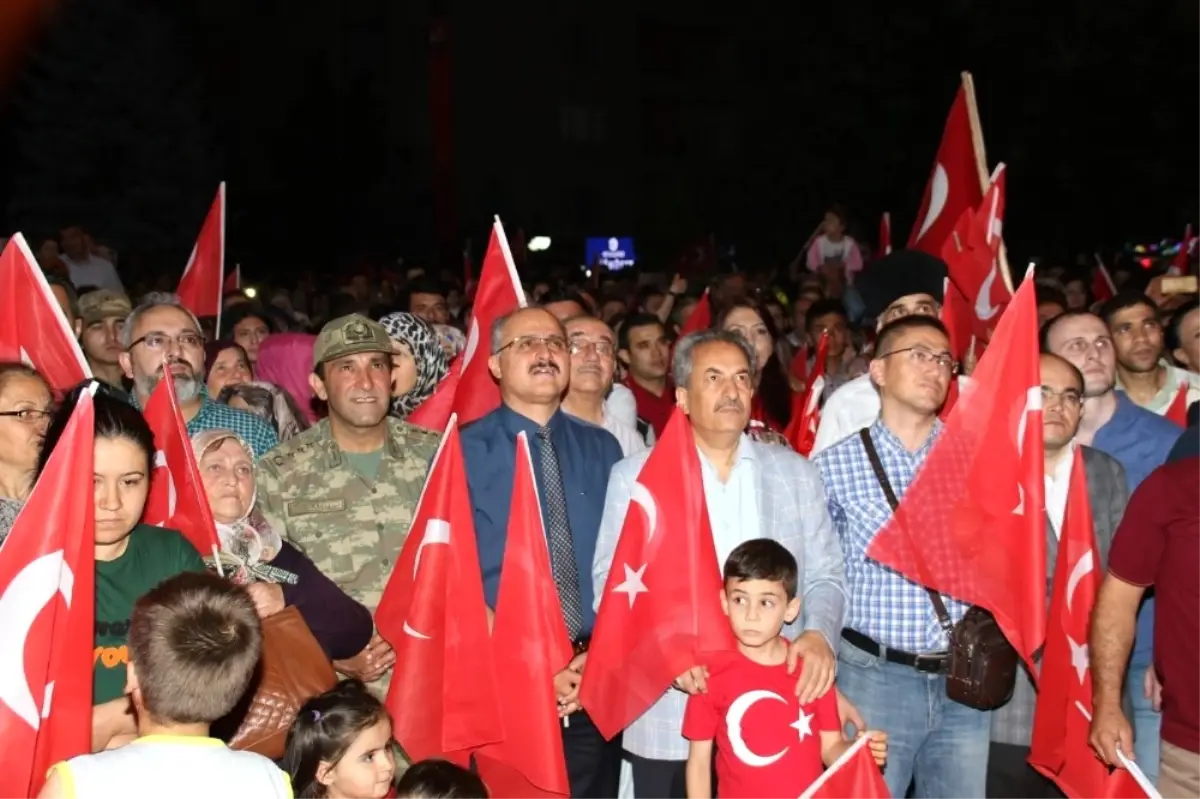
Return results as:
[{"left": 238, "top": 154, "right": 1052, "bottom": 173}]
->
[
  {"left": 0, "top": 233, "right": 91, "bottom": 390},
  {"left": 223, "top": 264, "right": 240, "bottom": 293},
  {"left": 908, "top": 83, "right": 985, "bottom": 255},
  {"left": 941, "top": 164, "right": 1012, "bottom": 347},
  {"left": 141, "top": 372, "right": 222, "bottom": 562},
  {"left": 788, "top": 344, "right": 809, "bottom": 385},
  {"left": 868, "top": 273, "right": 1047, "bottom": 673},
  {"left": 177, "top": 182, "right": 226, "bottom": 331},
  {"left": 1092, "top": 258, "right": 1116, "bottom": 303},
  {"left": 879, "top": 212, "right": 892, "bottom": 258},
  {"left": 375, "top": 416, "right": 503, "bottom": 763},
  {"left": 785, "top": 331, "right": 828, "bottom": 455},
  {"left": 1171, "top": 224, "right": 1193, "bottom": 276},
  {"left": 451, "top": 218, "right": 525, "bottom": 426},
  {"left": 475, "top": 433, "right": 572, "bottom": 798},
  {"left": 579, "top": 408, "right": 735, "bottom": 740},
  {"left": 799, "top": 735, "right": 891, "bottom": 799},
  {"left": 678, "top": 291, "right": 712, "bottom": 338},
  {"left": 1165, "top": 381, "right": 1190, "bottom": 427},
  {"left": 406, "top": 354, "right": 462, "bottom": 432},
  {"left": 0, "top": 388, "right": 96, "bottom": 797},
  {"left": 1028, "top": 450, "right": 1153, "bottom": 798}
]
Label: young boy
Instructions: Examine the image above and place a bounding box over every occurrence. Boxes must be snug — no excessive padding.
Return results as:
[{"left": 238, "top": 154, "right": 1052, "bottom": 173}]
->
[
  {"left": 39, "top": 572, "right": 291, "bottom": 798},
  {"left": 682, "top": 539, "right": 887, "bottom": 799}
]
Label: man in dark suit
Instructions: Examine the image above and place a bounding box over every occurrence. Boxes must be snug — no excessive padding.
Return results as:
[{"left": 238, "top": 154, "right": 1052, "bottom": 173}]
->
[
  {"left": 460, "top": 307, "right": 626, "bottom": 798},
  {"left": 987, "top": 352, "right": 1130, "bottom": 797}
]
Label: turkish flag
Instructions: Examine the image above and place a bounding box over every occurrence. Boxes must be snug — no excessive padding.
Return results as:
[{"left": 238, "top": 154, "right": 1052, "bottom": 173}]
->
[
  {"left": 868, "top": 273, "right": 1047, "bottom": 673},
  {"left": 223, "top": 264, "right": 240, "bottom": 293},
  {"left": 1028, "top": 451, "right": 1154, "bottom": 798},
  {"left": 1164, "top": 381, "right": 1190, "bottom": 427},
  {"left": 785, "top": 331, "right": 828, "bottom": 456},
  {"left": 1170, "top": 223, "right": 1193, "bottom": 276},
  {"left": 0, "top": 388, "right": 96, "bottom": 797},
  {"left": 788, "top": 344, "right": 809, "bottom": 385},
  {"left": 141, "top": 370, "right": 222, "bottom": 561},
  {"left": 879, "top": 211, "right": 892, "bottom": 258},
  {"left": 799, "top": 735, "right": 890, "bottom": 799},
  {"left": 678, "top": 291, "right": 712, "bottom": 337},
  {"left": 407, "top": 354, "right": 462, "bottom": 431},
  {"left": 448, "top": 218, "right": 525, "bottom": 427},
  {"left": 0, "top": 233, "right": 91, "bottom": 391},
  {"left": 941, "top": 164, "right": 1012, "bottom": 349},
  {"left": 908, "top": 80, "right": 985, "bottom": 256},
  {"left": 1092, "top": 258, "right": 1117, "bottom": 303},
  {"left": 375, "top": 416, "right": 503, "bottom": 764},
  {"left": 475, "top": 433, "right": 572, "bottom": 798},
  {"left": 579, "top": 408, "right": 735, "bottom": 740},
  {"left": 177, "top": 182, "right": 226, "bottom": 331}
]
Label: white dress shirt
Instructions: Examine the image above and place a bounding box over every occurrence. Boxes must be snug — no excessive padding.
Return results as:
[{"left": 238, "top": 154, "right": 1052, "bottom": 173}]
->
[
  {"left": 697, "top": 435, "right": 760, "bottom": 565},
  {"left": 61, "top": 253, "right": 124, "bottom": 293},
  {"left": 810, "top": 373, "right": 880, "bottom": 456},
  {"left": 1044, "top": 442, "right": 1075, "bottom": 538},
  {"left": 600, "top": 411, "right": 649, "bottom": 458}
]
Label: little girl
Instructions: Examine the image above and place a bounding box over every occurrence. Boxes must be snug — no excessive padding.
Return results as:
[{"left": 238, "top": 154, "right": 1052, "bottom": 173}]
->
[{"left": 283, "top": 681, "right": 397, "bottom": 799}]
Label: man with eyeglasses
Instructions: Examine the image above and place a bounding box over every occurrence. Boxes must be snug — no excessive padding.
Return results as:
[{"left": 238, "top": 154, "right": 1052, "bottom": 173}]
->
[
  {"left": 811, "top": 250, "right": 949, "bottom": 456},
  {"left": 561, "top": 315, "right": 647, "bottom": 457},
  {"left": 1101, "top": 291, "right": 1200, "bottom": 416},
  {"left": 987, "top": 352, "right": 1130, "bottom": 797},
  {"left": 118, "top": 292, "right": 278, "bottom": 457},
  {"left": 813, "top": 314, "right": 988, "bottom": 798},
  {"left": 1042, "top": 308, "right": 1182, "bottom": 784},
  {"left": 460, "top": 306, "right": 627, "bottom": 798}
]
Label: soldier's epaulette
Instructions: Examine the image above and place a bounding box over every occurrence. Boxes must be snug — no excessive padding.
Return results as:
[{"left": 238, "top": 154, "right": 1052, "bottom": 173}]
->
[{"left": 264, "top": 437, "right": 322, "bottom": 468}]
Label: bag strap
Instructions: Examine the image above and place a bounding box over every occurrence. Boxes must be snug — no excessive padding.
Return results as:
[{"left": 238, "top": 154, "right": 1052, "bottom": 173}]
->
[{"left": 858, "top": 429, "right": 955, "bottom": 635}]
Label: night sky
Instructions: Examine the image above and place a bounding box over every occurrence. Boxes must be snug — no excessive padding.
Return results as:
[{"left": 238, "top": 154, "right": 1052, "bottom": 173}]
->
[{"left": 1, "top": 0, "right": 1196, "bottom": 282}]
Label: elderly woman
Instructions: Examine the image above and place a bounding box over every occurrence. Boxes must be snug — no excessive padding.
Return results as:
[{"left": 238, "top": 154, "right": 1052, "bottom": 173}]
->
[
  {"left": 378, "top": 311, "right": 449, "bottom": 418},
  {"left": 0, "top": 363, "right": 52, "bottom": 542},
  {"left": 192, "top": 428, "right": 373, "bottom": 660},
  {"left": 217, "top": 381, "right": 309, "bottom": 441}
]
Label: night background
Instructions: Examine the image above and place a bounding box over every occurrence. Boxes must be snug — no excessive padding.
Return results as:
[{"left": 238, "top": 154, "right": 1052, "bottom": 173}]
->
[{"left": 0, "top": 0, "right": 1196, "bottom": 282}]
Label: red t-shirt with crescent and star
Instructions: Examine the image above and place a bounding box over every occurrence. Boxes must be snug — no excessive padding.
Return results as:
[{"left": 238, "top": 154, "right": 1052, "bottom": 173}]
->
[{"left": 682, "top": 652, "right": 840, "bottom": 799}]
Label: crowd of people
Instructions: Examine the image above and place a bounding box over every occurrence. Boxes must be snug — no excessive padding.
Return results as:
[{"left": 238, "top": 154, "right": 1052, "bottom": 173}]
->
[{"left": 0, "top": 213, "right": 1196, "bottom": 799}]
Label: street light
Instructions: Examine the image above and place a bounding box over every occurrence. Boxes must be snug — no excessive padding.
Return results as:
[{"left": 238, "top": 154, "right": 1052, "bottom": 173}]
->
[{"left": 528, "top": 236, "right": 551, "bottom": 252}]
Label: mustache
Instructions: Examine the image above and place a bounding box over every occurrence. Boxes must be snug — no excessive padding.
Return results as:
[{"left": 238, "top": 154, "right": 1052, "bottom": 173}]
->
[
  {"left": 528, "top": 359, "right": 561, "bottom": 374},
  {"left": 157, "top": 359, "right": 195, "bottom": 376},
  {"left": 575, "top": 363, "right": 602, "bottom": 374},
  {"left": 715, "top": 398, "right": 744, "bottom": 412}
]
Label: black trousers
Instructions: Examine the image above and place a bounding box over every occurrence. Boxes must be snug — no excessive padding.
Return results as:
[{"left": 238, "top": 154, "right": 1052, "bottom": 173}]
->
[
  {"left": 985, "top": 742, "right": 1063, "bottom": 798},
  {"left": 628, "top": 753, "right": 688, "bottom": 799},
  {"left": 562, "top": 711, "right": 622, "bottom": 798}
]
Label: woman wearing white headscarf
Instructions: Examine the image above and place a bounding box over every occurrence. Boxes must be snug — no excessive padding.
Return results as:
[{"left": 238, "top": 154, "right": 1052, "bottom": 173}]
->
[
  {"left": 378, "top": 311, "right": 450, "bottom": 419},
  {"left": 191, "top": 428, "right": 373, "bottom": 659}
]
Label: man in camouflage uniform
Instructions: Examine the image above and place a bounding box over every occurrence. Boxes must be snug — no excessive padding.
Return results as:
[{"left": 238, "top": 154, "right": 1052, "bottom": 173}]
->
[{"left": 256, "top": 313, "right": 439, "bottom": 691}]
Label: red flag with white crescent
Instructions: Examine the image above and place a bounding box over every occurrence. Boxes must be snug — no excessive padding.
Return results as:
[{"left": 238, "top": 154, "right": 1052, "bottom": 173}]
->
[
  {"left": 785, "top": 331, "right": 828, "bottom": 455},
  {"left": 176, "top": 182, "right": 226, "bottom": 332},
  {"left": 0, "top": 388, "right": 96, "bottom": 797}
]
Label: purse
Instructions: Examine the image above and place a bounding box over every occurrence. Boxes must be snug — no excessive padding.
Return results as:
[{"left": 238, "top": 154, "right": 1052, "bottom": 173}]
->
[
  {"left": 216, "top": 605, "right": 338, "bottom": 759},
  {"left": 859, "top": 429, "right": 1018, "bottom": 711}
]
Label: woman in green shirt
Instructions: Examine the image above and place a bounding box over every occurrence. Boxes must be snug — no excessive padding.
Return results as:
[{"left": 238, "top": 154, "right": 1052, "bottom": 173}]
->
[{"left": 35, "top": 384, "right": 205, "bottom": 751}]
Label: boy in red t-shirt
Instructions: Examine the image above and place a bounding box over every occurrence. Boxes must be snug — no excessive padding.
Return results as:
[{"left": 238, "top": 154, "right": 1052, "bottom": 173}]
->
[{"left": 683, "top": 539, "right": 887, "bottom": 799}]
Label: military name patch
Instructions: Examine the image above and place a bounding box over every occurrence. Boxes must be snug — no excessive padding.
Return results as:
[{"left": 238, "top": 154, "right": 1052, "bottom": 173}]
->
[{"left": 287, "top": 498, "right": 347, "bottom": 516}]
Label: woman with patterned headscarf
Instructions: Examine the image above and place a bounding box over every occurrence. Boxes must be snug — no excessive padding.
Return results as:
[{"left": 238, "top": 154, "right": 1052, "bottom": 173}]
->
[{"left": 377, "top": 311, "right": 449, "bottom": 419}]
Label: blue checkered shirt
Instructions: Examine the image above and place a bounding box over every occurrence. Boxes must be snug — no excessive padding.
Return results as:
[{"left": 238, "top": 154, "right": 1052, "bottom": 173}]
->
[
  {"left": 134, "top": 390, "right": 279, "bottom": 458},
  {"left": 813, "top": 419, "right": 969, "bottom": 653}
]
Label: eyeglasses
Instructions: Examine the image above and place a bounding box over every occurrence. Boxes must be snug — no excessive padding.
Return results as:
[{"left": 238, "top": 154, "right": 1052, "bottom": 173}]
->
[
  {"left": 877, "top": 346, "right": 959, "bottom": 374},
  {"left": 0, "top": 409, "right": 53, "bottom": 424},
  {"left": 1041, "top": 387, "right": 1083, "bottom": 410},
  {"left": 128, "top": 331, "right": 205, "bottom": 351},
  {"left": 494, "top": 334, "right": 568, "bottom": 355},
  {"left": 569, "top": 339, "right": 615, "bottom": 357}
]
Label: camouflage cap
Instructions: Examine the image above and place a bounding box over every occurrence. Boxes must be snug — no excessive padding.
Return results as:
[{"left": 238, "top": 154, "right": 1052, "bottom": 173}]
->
[
  {"left": 77, "top": 289, "right": 132, "bottom": 325},
  {"left": 313, "top": 314, "right": 393, "bottom": 369}
]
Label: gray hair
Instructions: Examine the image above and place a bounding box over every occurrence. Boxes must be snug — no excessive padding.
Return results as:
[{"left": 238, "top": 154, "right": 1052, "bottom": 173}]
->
[
  {"left": 672, "top": 329, "right": 758, "bottom": 388},
  {"left": 120, "top": 292, "right": 204, "bottom": 349},
  {"left": 488, "top": 308, "right": 565, "bottom": 355}
]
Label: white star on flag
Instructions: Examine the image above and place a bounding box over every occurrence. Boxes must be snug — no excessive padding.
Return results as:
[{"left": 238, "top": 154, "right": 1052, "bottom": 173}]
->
[
  {"left": 612, "top": 562, "right": 648, "bottom": 609},
  {"left": 790, "top": 708, "right": 814, "bottom": 741},
  {"left": 1068, "top": 635, "right": 1089, "bottom": 684}
]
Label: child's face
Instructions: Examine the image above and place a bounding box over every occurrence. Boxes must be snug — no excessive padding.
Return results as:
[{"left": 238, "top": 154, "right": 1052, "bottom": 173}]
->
[
  {"left": 320, "top": 717, "right": 396, "bottom": 799},
  {"left": 721, "top": 578, "right": 800, "bottom": 647}
]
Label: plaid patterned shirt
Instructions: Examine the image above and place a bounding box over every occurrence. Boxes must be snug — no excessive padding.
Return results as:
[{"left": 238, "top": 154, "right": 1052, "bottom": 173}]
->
[
  {"left": 134, "top": 390, "right": 279, "bottom": 458},
  {"left": 813, "top": 419, "right": 969, "bottom": 653}
]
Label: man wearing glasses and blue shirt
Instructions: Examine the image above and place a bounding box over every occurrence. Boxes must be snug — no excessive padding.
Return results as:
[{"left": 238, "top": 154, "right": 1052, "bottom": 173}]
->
[
  {"left": 460, "top": 306, "right": 627, "bottom": 798},
  {"left": 118, "top": 292, "right": 278, "bottom": 457}
]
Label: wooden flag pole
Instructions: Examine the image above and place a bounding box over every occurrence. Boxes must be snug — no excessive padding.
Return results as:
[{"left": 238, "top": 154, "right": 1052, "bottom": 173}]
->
[{"left": 961, "top": 71, "right": 1016, "bottom": 294}]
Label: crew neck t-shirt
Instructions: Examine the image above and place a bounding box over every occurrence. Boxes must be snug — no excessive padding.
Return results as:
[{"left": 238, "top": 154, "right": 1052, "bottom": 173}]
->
[
  {"left": 343, "top": 448, "right": 384, "bottom": 481},
  {"left": 682, "top": 651, "right": 840, "bottom": 798},
  {"left": 94, "top": 525, "right": 205, "bottom": 704}
]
